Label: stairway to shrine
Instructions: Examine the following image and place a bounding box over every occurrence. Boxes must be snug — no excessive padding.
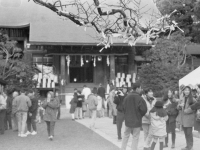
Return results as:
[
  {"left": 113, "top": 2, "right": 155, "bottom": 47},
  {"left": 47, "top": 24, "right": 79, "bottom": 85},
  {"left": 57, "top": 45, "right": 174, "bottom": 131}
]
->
[
  {"left": 64, "top": 83, "right": 98, "bottom": 93},
  {"left": 64, "top": 83, "right": 99, "bottom": 109}
]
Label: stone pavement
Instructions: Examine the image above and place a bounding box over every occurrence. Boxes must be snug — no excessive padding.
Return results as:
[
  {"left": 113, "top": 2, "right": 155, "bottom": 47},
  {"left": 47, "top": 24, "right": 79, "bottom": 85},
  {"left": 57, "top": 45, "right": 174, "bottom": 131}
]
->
[
  {"left": 0, "top": 107, "right": 119, "bottom": 150},
  {"left": 76, "top": 116, "right": 200, "bottom": 150}
]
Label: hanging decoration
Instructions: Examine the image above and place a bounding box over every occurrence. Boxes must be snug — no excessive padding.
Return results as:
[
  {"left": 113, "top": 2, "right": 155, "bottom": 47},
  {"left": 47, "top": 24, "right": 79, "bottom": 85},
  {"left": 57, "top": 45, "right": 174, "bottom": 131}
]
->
[
  {"left": 81, "top": 55, "right": 84, "bottom": 67},
  {"left": 33, "top": 0, "right": 187, "bottom": 53},
  {"left": 66, "top": 55, "right": 70, "bottom": 75},
  {"left": 98, "top": 56, "right": 102, "bottom": 61},
  {"left": 107, "top": 56, "right": 110, "bottom": 66},
  {"left": 96, "top": 9, "right": 184, "bottom": 52},
  {"left": 93, "top": 56, "right": 96, "bottom": 67}
]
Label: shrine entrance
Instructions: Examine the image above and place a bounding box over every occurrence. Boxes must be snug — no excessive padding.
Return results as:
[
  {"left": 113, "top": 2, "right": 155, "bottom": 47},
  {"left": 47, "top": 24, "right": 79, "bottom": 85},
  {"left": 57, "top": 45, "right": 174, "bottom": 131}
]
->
[{"left": 70, "top": 59, "right": 94, "bottom": 83}]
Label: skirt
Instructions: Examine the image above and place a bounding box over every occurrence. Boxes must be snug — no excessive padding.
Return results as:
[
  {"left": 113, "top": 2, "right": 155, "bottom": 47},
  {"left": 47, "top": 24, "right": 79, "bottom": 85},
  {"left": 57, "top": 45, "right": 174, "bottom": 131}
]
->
[
  {"left": 69, "top": 104, "right": 76, "bottom": 114},
  {"left": 194, "top": 119, "right": 200, "bottom": 132},
  {"left": 166, "top": 121, "right": 176, "bottom": 133}
]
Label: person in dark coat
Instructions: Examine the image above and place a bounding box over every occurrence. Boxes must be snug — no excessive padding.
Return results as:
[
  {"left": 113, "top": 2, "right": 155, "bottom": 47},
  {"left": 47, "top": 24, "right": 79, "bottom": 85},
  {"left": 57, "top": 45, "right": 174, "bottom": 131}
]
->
[
  {"left": 114, "top": 85, "right": 128, "bottom": 141},
  {"left": 191, "top": 89, "right": 200, "bottom": 137},
  {"left": 4, "top": 90, "right": 13, "bottom": 130},
  {"left": 43, "top": 91, "right": 59, "bottom": 141},
  {"left": 25, "top": 90, "right": 38, "bottom": 136},
  {"left": 97, "top": 83, "right": 106, "bottom": 99},
  {"left": 75, "top": 91, "right": 84, "bottom": 119},
  {"left": 178, "top": 86, "right": 196, "bottom": 150},
  {"left": 97, "top": 83, "right": 106, "bottom": 117},
  {"left": 121, "top": 83, "right": 147, "bottom": 150},
  {"left": 163, "top": 90, "right": 179, "bottom": 149},
  {"left": 70, "top": 88, "right": 78, "bottom": 120},
  {"left": 55, "top": 92, "right": 62, "bottom": 120},
  {"left": 0, "top": 91, "right": 6, "bottom": 135}
]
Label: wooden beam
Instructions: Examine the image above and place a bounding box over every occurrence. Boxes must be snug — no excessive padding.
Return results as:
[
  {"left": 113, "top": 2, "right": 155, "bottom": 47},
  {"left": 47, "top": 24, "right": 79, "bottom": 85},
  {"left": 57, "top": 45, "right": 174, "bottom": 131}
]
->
[{"left": 45, "top": 53, "right": 128, "bottom": 56}]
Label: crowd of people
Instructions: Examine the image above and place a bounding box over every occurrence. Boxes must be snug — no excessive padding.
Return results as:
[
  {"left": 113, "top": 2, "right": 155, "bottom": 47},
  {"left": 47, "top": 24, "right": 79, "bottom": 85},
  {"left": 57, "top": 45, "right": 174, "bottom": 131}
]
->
[
  {"left": 1, "top": 82, "right": 200, "bottom": 150},
  {"left": 69, "top": 83, "right": 200, "bottom": 150},
  {"left": 69, "top": 84, "right": 106, "bottom": 129},
  {"left": 117, "top": 83, "right": 200, "bottom": 150},
  {"left": 0, "top": 89, "right": 62, "bottom": 141}
]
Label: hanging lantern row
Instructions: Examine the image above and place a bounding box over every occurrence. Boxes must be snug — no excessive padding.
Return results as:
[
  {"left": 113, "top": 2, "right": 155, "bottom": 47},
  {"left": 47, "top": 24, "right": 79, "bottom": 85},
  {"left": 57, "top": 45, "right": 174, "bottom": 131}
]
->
[{"left": 65, "top": 55, "right": 111, "bottom": 67}]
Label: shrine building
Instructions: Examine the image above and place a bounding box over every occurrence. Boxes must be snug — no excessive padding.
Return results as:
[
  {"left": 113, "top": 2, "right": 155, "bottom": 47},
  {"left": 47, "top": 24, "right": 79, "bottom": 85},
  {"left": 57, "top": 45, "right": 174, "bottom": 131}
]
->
[{"left": 0, "top": 0, "right": 200, "bottom": 106}]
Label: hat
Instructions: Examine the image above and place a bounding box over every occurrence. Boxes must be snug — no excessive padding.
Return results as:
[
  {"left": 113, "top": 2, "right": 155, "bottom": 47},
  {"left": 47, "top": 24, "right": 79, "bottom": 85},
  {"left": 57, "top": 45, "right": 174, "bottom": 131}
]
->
[
  {"left": 180, "top": 84, "right": 185, "bottom": 91},
  {"left": 154, "top": 101, "right": 163, "bottom": 108},
  {"left": 188, "top": 84, "right": 194, "bottom": 89}
]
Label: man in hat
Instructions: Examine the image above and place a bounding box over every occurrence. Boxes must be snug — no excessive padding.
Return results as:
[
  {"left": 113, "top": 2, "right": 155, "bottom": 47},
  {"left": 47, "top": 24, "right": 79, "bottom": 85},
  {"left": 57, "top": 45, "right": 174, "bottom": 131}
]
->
[
  {"left": 121, "top": 83, "right": 147, "bottom": 150},
  {"left": 114, "top": 85, "right": 128, "bottom": 141}
]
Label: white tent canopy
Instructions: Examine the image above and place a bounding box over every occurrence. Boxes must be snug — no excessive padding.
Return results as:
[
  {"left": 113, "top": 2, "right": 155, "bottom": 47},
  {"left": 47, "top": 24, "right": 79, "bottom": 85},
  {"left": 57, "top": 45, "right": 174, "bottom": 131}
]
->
[{"left": 179, "top": 66, "right": 200, "bottom": 87}]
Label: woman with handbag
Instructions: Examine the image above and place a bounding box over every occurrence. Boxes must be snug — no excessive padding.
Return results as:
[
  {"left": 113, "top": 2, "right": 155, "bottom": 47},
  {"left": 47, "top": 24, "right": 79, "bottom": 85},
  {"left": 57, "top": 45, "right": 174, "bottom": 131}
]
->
[
  {"left": 69, "top": 89, "right": 78, "bottom": 120},
  {"left": 86, "top": 87, "right": 98, "bottom": 129},
  {"left": 192, "top": 89, "right": 200, "bottom": 138},
  {"left": 177, "top": 86, "right": 196, "bottom": 150},
  {"left": 42, "top": 91, "right": 59, "bottom": 141}
]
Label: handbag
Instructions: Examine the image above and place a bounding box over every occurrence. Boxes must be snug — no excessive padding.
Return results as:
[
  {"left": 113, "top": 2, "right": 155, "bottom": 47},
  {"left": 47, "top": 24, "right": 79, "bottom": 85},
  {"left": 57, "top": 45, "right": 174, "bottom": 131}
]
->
[{"left": 196, "top": 109, "right": 200, "bottom": 122}]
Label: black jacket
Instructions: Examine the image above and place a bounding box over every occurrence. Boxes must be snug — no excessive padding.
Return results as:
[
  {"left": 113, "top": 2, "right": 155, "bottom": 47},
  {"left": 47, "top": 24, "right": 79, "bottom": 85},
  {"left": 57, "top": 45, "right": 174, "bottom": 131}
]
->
[
  {"left": 97, "top": 87, "right": 106, "bottom": 99},
  {"left": 114, "top": 93, "right": 127, "bottom": 112},
  {"left": 123, "top": 92, "right": 147, "bottom": 128},
  {"left": 28, "top": 97, "right": 38, "bottom": 119},
  {"left": 6, "top": 96, "right": 12, "bottom": 114}
]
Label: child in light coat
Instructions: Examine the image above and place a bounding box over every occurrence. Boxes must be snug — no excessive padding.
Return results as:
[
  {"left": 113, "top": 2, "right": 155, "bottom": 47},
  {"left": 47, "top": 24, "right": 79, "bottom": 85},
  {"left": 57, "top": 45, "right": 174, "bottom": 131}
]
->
[{"left": 149, "top": 101, "right": 168, "bottom": 150}]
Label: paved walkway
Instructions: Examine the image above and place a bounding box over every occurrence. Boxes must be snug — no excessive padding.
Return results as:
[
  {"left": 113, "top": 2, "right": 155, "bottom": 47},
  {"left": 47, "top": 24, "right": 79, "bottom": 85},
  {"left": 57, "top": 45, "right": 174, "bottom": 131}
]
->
[
  {"left": 0, "top": 107, "right": 119, "bottom": 150},
  {"left": 76, "top": 115, "right": 200, "bottom": 150}
]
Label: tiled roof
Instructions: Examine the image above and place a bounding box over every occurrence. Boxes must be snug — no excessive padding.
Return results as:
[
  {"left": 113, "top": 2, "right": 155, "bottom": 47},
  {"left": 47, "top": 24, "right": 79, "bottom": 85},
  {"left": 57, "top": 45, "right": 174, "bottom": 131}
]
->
[{"left": 0, "top": 0, "right": 158, "bottom": 45}]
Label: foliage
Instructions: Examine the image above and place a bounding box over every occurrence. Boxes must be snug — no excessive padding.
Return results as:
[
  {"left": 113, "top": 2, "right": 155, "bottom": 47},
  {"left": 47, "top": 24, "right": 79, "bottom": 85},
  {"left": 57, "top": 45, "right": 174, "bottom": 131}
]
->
[
  {"left": 138, "top": 0, "right": 200, "bottom": 97},
  {"left": 139, "top": 33, "right": 191, "bottom": 97},
  {"left": 139, "top": 63, "right": 190, "bottom": 97},
  {"left": 143, "top": 32, "right": 191, "bottom": 68},
  {"left": 155, "top": 0, "right": 200, "bottom": 43},
  {"left": 0, "top": 30, "right": 37, "bottom": 92}
]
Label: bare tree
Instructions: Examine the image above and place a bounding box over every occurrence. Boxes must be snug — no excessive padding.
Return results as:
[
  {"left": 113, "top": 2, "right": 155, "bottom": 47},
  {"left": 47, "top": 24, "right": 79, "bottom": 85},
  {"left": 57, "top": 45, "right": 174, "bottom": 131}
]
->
[{"left": 30, "top": 0, "right": 184, "bottom": 50}]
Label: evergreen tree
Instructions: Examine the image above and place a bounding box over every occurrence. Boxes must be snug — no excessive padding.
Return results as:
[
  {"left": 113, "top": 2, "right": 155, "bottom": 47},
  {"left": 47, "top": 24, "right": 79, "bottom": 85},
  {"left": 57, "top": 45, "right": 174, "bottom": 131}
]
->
[
  {"left": 0, "top": 30, "right": 38, "bottom": 92},
  {"left": 138, "top": 32, "right": 191, "bottom": 97},
  {"left": 156, "top": 0, "right": 200, "bottom": 43}
]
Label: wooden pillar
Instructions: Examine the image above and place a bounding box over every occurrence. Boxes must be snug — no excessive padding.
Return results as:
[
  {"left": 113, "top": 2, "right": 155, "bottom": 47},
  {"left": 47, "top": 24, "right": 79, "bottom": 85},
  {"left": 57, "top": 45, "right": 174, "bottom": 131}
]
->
[
  {"left": 23, "top": 38, "right": 32, "bottom": 65},
  {"left": 128, "top": 47, "right": 135, "bottom": 75},
  {"left": 65, "top": 61, "right": 69, "bottom": 84},
  {"left": 53, "top": 56, "right": 60, "bottom": 75},
  {"left": 110, "top": 55, "right": 115, "bottom": 82},
  {"left": 60, "top": 55, "right": 66, "bottom": 102},
  {"left": 103, "top": 56, "right": 109, "bottom": 86}
]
